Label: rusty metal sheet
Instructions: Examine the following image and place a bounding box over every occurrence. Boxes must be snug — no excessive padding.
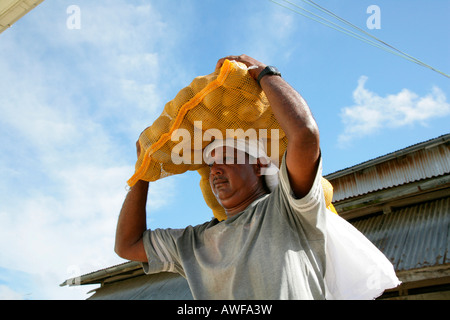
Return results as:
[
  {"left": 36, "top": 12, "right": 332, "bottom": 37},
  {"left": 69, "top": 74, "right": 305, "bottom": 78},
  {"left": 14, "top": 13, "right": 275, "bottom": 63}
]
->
[
  {"left": 351, "top": 197, "right": 450, "bottom": 272},
  {"left": 327, "top": 137, "right": 450, "bottom": 202}
]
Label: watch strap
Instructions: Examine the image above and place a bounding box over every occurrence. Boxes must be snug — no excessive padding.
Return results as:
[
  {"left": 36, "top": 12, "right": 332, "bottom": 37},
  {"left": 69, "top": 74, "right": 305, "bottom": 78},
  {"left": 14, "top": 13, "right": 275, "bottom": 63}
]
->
[{"left": 257, "top": 66, "right": 281, "bottom": 85}]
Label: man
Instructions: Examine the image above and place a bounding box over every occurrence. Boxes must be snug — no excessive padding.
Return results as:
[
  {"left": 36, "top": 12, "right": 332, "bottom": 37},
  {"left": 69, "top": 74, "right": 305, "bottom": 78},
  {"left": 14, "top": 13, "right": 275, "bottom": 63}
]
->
[{"left": 115, "top": 54, "right": 326, "bottom": 299}]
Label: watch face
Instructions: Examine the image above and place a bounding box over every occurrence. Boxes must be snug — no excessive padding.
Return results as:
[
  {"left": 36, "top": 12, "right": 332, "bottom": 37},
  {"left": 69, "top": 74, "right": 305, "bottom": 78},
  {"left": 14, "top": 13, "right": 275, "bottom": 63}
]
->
[
  {"left": 258, "top": 66, "right": 281, "bottom": 84},
  {"left": 268, "top": 66, "right": 280, "bottom": 74}
]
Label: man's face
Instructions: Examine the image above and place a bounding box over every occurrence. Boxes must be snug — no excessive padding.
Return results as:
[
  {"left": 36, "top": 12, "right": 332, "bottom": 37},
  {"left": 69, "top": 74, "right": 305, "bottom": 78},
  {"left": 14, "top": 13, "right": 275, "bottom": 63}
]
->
[{"left": 208, "top": 146, "right": 261, "bottom": 210}]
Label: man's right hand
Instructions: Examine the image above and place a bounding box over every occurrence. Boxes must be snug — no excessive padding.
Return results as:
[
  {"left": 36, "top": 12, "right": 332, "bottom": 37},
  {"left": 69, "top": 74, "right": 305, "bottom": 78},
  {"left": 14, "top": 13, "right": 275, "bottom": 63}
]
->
[
  {"left": 136, "top": 140, "right": 142, "bottom": 158},
  {"left": 215, "top": 54, "right": 266, "bottom": 81}
]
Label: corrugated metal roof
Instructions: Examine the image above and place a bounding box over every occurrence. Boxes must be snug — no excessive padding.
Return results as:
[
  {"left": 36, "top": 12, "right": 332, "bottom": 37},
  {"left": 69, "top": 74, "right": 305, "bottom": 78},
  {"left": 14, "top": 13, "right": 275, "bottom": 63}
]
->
[
  {"left": 60, "top": 261, "right": 143, "bottom": 287},
  {"left": 88, "top": 271, "right": 193, "bottom": 300},
  {"left": 326, "top": 134, "right": 450, "bottom": 202},
  {"left": 352, "top": 197, "right": 449, "bottom": 272}
]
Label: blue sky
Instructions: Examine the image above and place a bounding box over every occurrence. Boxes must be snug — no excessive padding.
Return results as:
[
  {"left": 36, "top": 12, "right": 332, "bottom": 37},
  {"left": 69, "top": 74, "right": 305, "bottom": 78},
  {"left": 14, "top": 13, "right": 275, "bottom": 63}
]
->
[{"left": 0, "top": 0, "right": 448, "bottom": 299}]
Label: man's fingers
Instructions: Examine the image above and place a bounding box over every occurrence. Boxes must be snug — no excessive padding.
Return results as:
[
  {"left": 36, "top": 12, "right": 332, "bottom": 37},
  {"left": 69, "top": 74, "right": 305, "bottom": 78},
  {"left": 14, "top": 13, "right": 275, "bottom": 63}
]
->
[
  {"left": 215, "top": 56, "right": 238, "bottom": 71},
  {"left": 216, "top": 54, "right": 265, "bottom": 79},
  {"left": 136, "top": 140, "right": 141, "bottom": 158}
]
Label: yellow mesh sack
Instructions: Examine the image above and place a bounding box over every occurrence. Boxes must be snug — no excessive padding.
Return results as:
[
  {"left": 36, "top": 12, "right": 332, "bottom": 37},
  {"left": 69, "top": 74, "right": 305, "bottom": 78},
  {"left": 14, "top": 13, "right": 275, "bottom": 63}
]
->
[{"left": 127, "top": 59, "right": 336, "bottom": 220}]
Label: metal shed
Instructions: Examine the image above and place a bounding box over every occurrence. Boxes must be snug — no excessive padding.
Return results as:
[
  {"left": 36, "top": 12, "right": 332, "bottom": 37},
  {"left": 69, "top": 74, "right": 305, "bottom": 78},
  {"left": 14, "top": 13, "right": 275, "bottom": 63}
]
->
[{"left": 327, "top": 134, "right": 450, "bottom": 299}]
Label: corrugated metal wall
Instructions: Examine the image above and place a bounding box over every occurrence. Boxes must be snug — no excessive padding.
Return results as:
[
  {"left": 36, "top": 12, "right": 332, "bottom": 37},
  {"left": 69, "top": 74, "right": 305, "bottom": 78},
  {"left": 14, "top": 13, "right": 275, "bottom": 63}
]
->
[
  {"left": 329, "top": 143, "right": 450, "bottom": 202},
  {"left": 352, "top": 197, "right": 449, "bottom": 272}
]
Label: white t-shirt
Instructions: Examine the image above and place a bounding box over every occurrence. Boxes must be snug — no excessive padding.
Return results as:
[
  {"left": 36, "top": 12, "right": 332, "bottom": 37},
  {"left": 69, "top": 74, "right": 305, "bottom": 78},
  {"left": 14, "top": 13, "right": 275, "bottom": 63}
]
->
[{"left": 142, "top": 153, "right": 328, "bottom": 299}]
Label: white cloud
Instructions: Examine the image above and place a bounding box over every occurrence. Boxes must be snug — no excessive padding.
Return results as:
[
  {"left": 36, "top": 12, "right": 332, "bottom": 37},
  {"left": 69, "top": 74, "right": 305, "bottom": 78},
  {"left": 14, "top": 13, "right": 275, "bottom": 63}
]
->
[
  {"left": 338, "top": 76, "right": 450, "bottom": 146},
  {"left": 0, "top": 0, "right": 307, "bottom": 300},
  {"left": 0, "top": 285, "right": 24, "bottom": 300},
  {"left": 0, "top": 158, "right": 177, "bottom": 299},
  {"left": 0, "top": 166, "right": 129, "bottom": 296},
  {"left": 0, "top": 1, "right": 179, "bottom": 299}
]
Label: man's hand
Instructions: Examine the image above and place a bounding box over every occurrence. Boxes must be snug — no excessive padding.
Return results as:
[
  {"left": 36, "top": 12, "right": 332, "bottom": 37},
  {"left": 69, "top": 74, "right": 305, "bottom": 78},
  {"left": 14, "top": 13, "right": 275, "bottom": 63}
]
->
[
  {"left": 216, "top": 54, "right": 266, "bottom": 80},
  {"left": 136, "top": 140, "right": 141, "bottom": 158}
]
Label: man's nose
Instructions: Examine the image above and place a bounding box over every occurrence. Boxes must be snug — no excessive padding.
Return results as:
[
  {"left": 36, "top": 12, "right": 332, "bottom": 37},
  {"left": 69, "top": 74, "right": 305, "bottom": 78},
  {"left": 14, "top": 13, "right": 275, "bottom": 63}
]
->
[{"left": 209, "top": 163, "right": 224, "bottom": 176}]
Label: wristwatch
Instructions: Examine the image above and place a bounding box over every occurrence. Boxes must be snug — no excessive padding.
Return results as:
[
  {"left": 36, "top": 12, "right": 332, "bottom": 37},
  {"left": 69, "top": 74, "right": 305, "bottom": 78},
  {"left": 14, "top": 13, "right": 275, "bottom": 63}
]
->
[{"left": 257, "top": 66, "right": 281, "bottom": 85}]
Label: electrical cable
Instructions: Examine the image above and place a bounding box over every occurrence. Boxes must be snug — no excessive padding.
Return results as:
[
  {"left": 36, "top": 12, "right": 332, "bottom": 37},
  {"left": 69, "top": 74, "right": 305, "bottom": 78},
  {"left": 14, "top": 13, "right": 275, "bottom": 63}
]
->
[
  {"left": 269, "top": 0, "right": 414, "bottom": 63},
  {"left": 269, "top": 0, "right": 449, "bottom": 78},
  {"left": 301, "top": 0, "right": 448, "bottom": 77}
]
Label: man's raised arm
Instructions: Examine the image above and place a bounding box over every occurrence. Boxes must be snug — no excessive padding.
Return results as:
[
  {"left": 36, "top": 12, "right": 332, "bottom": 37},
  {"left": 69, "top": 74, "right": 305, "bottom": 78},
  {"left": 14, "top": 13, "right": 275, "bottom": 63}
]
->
[
  {"left": 217, "top": 55, "right": 321, "bottom": 199},
  {"left": 114, "top": 142, "right": 148, "bottom": 262}
]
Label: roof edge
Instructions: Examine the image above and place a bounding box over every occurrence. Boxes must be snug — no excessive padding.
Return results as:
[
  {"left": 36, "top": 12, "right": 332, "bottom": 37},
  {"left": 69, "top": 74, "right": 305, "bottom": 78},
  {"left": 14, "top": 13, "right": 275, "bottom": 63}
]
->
[
  {"left": 325, "top": 133, "right": 450, "bottom": 180},
  {"left": 60, "top": 261, "right": 142, "bottom": 287}
]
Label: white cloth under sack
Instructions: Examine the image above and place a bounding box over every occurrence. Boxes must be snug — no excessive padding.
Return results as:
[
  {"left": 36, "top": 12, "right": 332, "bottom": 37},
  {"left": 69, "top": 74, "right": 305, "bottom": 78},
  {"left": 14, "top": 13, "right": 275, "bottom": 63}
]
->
[{"left": 324, "top": 210, "right": 401, "bottom": 300}]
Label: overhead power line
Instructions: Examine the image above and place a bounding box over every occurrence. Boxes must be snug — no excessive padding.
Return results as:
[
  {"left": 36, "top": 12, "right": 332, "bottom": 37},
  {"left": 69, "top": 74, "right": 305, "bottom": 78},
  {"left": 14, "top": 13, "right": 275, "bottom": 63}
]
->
[{"left": 269, "top": 0, "right": 449, "bottom": 79}]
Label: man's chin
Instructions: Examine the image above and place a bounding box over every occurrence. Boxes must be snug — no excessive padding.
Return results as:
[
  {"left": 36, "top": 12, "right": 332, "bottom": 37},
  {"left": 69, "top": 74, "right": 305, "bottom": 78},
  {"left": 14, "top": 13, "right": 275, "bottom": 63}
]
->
[{"left": 215, "top": 191, "right": 233, "bottom": 207}]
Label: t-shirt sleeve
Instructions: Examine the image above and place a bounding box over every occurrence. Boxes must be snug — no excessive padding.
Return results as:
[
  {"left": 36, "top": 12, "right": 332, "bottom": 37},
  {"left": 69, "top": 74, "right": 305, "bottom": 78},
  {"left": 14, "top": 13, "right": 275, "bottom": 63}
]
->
[
  {"left": 277, "top": 151, "right": 327, "bottom": 240},
  {"left": 141, "top": 227, "right": 185, "bottom": 275}
]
